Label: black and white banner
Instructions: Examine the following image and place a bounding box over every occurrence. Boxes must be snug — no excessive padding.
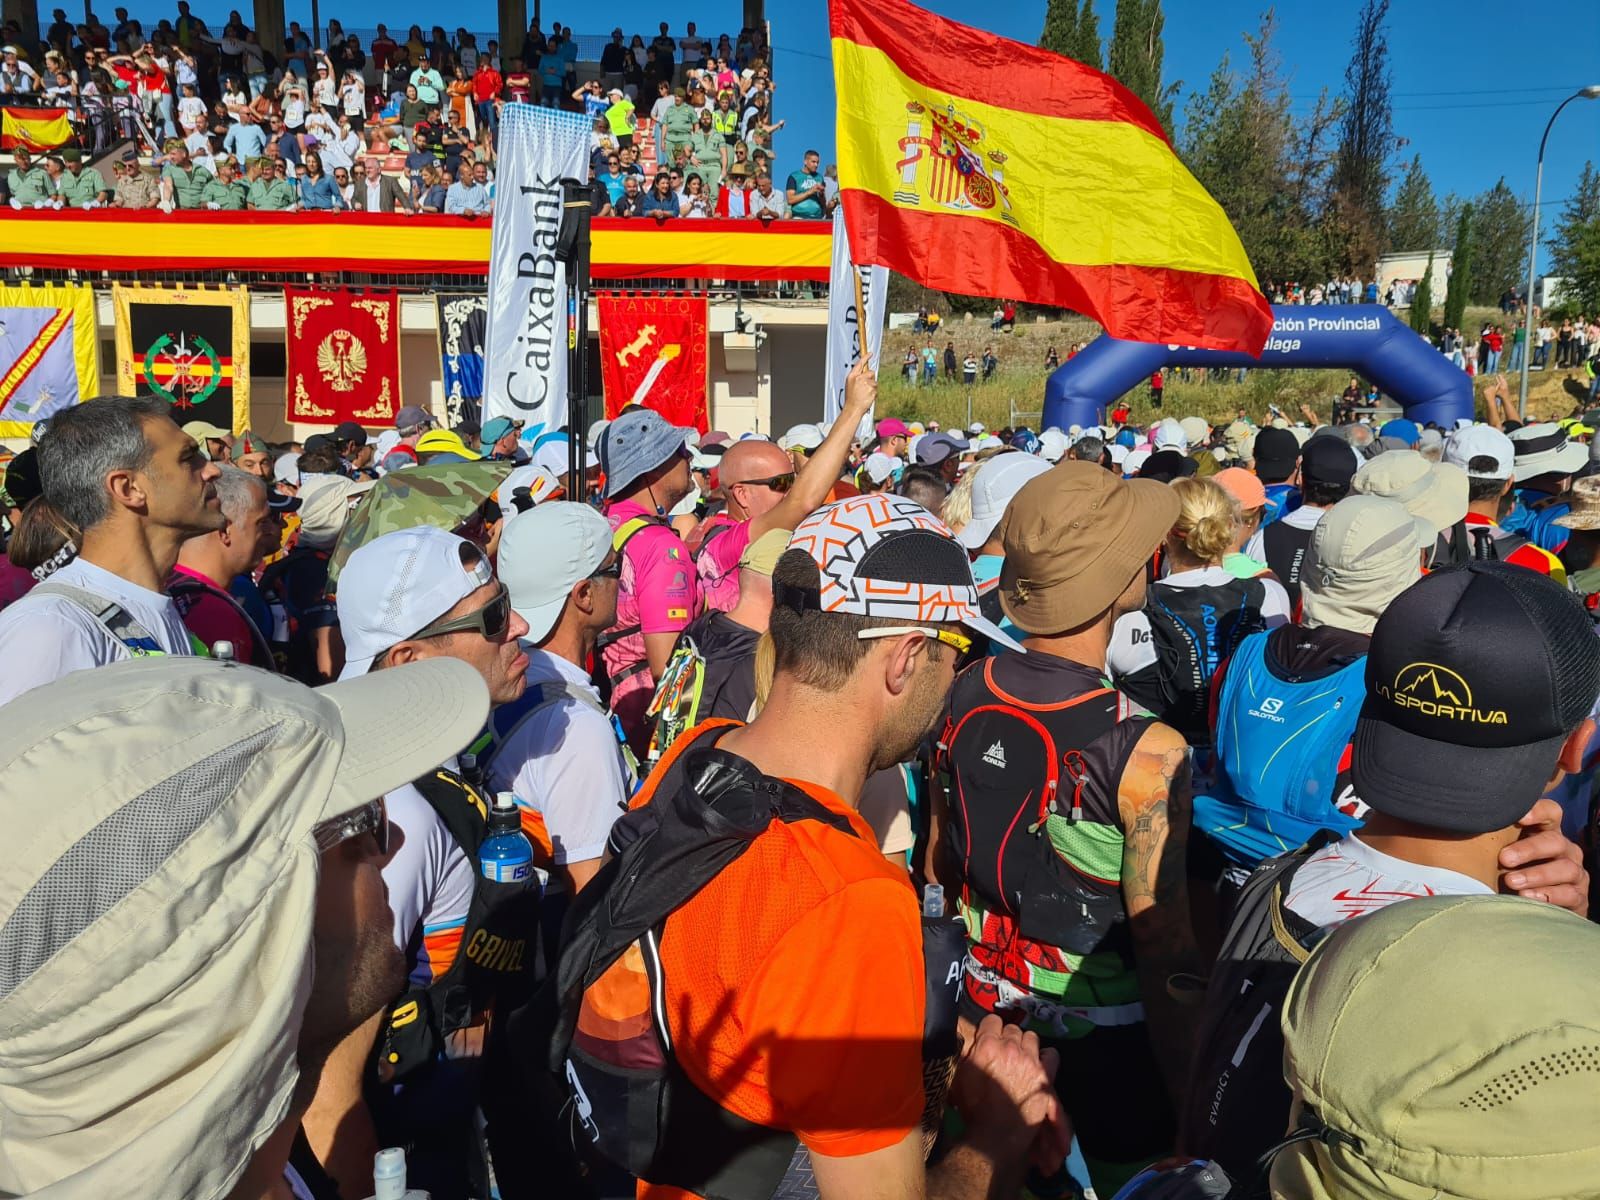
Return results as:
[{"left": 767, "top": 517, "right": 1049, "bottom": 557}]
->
[
  {"left": 482, "top": 103, "right": 591, "bottom": 431},
  {"left": 824, "top": 207, "right": 888, "bottom": 435}
]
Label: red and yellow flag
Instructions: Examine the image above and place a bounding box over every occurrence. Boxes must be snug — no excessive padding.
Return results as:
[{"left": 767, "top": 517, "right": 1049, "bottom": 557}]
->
[
  {"left": 0, "top": 107, "right": 73, "bottom": 151},
  {"left": 830, "top": 0, "right": 1272, "bottom": 353}
]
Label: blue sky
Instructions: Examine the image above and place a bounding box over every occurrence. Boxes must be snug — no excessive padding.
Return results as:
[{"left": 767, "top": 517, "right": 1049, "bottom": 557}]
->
[{"left": 225, "top": 0, "right": 1600, "bottom": 212}]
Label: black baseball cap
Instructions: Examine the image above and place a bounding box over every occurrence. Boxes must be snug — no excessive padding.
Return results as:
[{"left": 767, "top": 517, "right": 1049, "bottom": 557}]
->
[
  {"left": 1137, "top": 448, "right": 1196, "bottom": 483},
  {"left": 2, "top": 447, "right": 42, "bottom": 508},
  {"left": 1299, "top": 435, "right": 1360, "bottom": 488},
  {"left": 332, "top": 421, "right": 367, "bottom": 446},
  {"left": 1352, "top": 561, "right": 1600, "bottom": 833},
  {"left": 1253, "top": 427, "right": 1299, "bottom": 481},
  {"left": 302, "top": 433, "right": 337, "bottom": 454}
]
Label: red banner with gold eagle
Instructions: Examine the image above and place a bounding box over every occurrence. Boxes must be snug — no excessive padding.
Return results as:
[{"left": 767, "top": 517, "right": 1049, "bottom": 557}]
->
[
  {"left": 596, "top": 293, "right": 709, "bottom": 432},
  {"left": 283, "top": 287, "right": 402, "bottom": 427}
]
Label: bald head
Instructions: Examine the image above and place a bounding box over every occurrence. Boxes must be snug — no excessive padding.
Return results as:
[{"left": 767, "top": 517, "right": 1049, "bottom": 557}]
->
[{"left": 719, "top": 439, "right": 794, "bottom": 521}]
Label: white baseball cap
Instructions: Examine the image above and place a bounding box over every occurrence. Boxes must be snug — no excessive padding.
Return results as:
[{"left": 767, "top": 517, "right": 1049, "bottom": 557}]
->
[
  {"left": 295, "top": 474, "right": 375, "bottom": 549},
  {"left": 1037, "top": 429, "right": 1069, "bottom": 463},
  {"left": 860, "top": 452, "right": 902, "bottom": 485},
  {"left": 958, "top": 451, "right": 1054, "bottom": 549},
  {"left": 498, "top": 501, "right": 613, "bottom": 642},
  {"left": 273, "top": 451, "right": 301, "bottom": 486},
  {"left": 500, "top": 464, "right": 564, "bottom": 508},
  {"left": 336, "top": 526, "right": 496, "bottom": 678},
  {"left": 1152, "top": 418, "right": 1189, "bottom": 452},
  {"left": 966, "top": 421, "right": 986, "bottom": 436},
  {"left": 1443, "top": 425, "right": 1515, "bottom": 480},
  {"left": 0, "top": 654, "right": 488, "bottom": 1199},
  {"left": 531, "top": 433, "right": 597, "bottom": 479},
  {"left": 780, "top": 423, "right": 824, "bottom": 453},
  {"left": 1123, "top": 447, "right": 1152, "bottom": 476}
]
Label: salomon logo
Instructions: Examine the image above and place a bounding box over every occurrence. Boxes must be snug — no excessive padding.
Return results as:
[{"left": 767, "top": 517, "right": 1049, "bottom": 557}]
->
[
  {"left": 982, "top": 741, "right": 1007, "bottom": 768},
  {"left": 1247, "top": 695, "right": 1286, "bottom": 723}
]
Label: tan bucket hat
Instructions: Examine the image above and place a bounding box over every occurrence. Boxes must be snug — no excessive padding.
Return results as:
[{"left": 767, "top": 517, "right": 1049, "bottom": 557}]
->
[
  {"left": 1350, "top": 450, "right": 1468, "bottom": 535},
  {"left": 998, "top": 460, "right": 1180, "bottom": 633}
]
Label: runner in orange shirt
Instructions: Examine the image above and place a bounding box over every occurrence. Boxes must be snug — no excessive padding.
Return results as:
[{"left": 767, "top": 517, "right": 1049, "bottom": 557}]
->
[{"left": 554, "top": 493, "right": 1069, "bottom": 1199}]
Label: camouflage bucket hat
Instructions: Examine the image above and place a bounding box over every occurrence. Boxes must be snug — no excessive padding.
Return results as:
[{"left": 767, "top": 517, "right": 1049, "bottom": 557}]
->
[{"left": 326, "top": 460, "right": 512, "bottom": 586}]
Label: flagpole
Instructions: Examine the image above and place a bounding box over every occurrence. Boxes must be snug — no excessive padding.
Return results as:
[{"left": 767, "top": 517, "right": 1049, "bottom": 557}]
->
[{"left": 853, "top": 267, "right": 868, "bottom": 361}]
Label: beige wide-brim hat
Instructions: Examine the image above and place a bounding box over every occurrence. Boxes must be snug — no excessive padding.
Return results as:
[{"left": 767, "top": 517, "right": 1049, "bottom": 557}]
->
[
  {"left": 999, "top": 460, "right": 1180, "bottom": 633},
  {"left": 0, "top": 656, "right": 489, "bottom": 1199}
]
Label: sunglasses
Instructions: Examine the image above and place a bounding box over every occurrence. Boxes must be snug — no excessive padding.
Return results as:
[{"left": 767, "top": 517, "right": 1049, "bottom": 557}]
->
[
  {"left": 313, "top": 797, "right": 389, "bottom": 855},
  {"left": 739, "top": 471, "right": 795, "bottom": 493},
  {"left": 589, "top": 553, "right": 622, "bottom": 580},
  {"left": 857, "top": 625, "right": 974, "bottom": 658},
  {"left": 410, "top": 582, "right": 512, "bottom": 642}
]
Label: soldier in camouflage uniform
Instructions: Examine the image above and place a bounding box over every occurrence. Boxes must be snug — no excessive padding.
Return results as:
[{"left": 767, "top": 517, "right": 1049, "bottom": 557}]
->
[{"left": 112, "top": 151, "right": 160, "bottom": 209}]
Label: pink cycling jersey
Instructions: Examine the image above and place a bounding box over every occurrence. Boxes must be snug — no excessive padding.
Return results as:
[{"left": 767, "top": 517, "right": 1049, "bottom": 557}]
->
[
  {"left": 695, "top": 514, "right": 753, "bottom": 614},
  {"left": 604, "top": 499, "right": 700, "bottom": 750}
]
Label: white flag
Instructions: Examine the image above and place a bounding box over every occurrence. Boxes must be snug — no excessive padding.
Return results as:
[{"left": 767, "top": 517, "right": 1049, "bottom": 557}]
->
[
  {"left": 824, "top": 207, "right": 887, "bottom": 436},
  {"left": 482, "top": 104, "right": 592, "bottom": 432}
]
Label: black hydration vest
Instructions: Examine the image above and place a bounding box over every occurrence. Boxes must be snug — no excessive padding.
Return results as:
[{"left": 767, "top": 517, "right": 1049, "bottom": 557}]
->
[
  {"left": 1179, "top": 837, "right": 1333, "bottom": 1177},
  {"left": 549, "top": 726, "right": 964, "bottom": 1200},
  {"left": 374, "top": 768, "right": 542, "bottom": 1080},
  {"left": 1261, "top": 518, "right": 1315, "bottom": 610}
]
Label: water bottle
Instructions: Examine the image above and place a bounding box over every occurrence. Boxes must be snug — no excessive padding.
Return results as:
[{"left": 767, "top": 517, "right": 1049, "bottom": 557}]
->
[
  {"left": 922, "top": 883, "right": 945, "bottom": 918},
  {"left": 364, "top": 1146, "right": 431, "bottom": 1200},
  {"left": 479, "top": 791, "right": 534, "bottom": 884}
]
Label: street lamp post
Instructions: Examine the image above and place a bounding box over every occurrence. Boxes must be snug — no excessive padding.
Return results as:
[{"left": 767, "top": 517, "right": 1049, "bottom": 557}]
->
[{"left": 1518, "top": 85, "right": 1600, "bottom": 422}]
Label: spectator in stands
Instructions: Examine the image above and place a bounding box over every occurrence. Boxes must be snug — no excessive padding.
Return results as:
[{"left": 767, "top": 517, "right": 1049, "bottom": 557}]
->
[
  {"left": 614, "top": 172, "right": 644, "bottom": 217},
  {"left": 223, "top": 108, "right": 266, "bottom": 160},
  {"left": 351, "top": 155, "right": 413, "bottom": 213},
  {"left": 716, "top": 161, "right": 753, "bottom": 215},
  {"left": 748, "top": 171, "right": 787, "bottom": 221},
  {"left": 786, "top": 148, "right": 829, "bottom": 219},
  {"left": 398, "top": 82, "right": 427, "bottom": 130},
  {"left": 640, "top": 171, "right": 677, "bottom": 221},
  {"left": 246, "top": 155, "right": 296, "bottom": 210},
  {"left": 473, "top": 55, "right": 501, "bottom": 135},
  {"left": 53, "top": 149, "right": 108, "bottom": 208},
  {"left": 414, "top": 162, "right": 447, "bottom": 213},
  {"left": 409, "top": 54, "right": 443, "bottom": 107},
  {"left": 680, "top": 171, "right": 710, "bottom": 218},
  {"left": 444, "top": 162, "right": 489, "bottom": 217},
  {"left": 297, "top": 148, "right": 344, "bottom": 210},
  {"left": 158, "top": 138, "right": 211, "bottom": 210}
]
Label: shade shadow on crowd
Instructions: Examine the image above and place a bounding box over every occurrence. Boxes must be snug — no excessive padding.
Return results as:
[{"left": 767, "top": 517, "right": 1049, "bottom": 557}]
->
[{"left": 5, "top": 331, "right": 1600, "bottom": 1200}]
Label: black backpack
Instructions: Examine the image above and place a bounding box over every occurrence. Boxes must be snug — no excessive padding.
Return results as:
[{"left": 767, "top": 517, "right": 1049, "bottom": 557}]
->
[
  {"left": 1179, "top": 837, "right": 1333, "bottom": 1178},
  {"left": 545, "top": 731, "right": 965, "bottom": 1199},
  {"left": 1120, "top": 579, "right": 1268, "bottom": 743}
]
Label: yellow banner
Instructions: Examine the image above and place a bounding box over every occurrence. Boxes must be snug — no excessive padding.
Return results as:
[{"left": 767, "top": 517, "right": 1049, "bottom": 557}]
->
[
  {"left": 833, "top": 38, "right": 1259, "bottom": 283},
  {"left": 0, "top": 283, "right": 100, "bottom": 439},
  {"left": 113, "top": 285, "right": 251, "bottom": 434}
]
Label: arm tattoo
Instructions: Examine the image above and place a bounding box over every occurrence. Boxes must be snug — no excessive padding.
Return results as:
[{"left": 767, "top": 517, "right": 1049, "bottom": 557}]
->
[{"left": 1123, "top": 744, "right": 1190, "bottom": 909}]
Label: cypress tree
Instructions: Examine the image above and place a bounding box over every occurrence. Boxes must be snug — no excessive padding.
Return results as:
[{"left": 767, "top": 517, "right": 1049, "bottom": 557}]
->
[
  {"left": 1444, "top": 205, "right": 1472, "bottom": 332},
  {"left": 1409, "top": 252, "right": 1434, "bottom": 337}
]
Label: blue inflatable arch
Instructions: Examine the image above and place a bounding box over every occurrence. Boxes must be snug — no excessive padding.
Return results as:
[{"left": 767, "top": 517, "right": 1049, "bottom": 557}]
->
[{"left": 1042, "top": 305, "right": 1472, "bottom": 432}]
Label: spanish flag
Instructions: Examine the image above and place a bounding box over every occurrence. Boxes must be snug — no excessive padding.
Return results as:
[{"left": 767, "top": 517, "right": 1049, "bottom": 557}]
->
[
  {"left": 831, "top": 0, "right": 1272, "bottom": 353},
  {"left": 0, "top": 107, "right": 73, "bottom": 152}
]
